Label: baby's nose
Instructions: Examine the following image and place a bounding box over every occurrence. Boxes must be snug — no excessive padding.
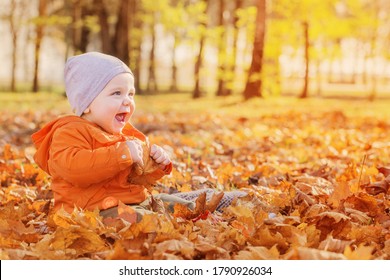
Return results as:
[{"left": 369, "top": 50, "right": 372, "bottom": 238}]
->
[{"left": 123, "top": 96, "right": 131, "bottom": 105}]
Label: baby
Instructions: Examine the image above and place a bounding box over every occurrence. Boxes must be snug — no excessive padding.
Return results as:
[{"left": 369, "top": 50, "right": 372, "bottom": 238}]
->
[
  {"left": 32, "top": 52, "right": 245, "bottom": 221},
  {"left": 32, "top": 52, "right": 179, "bottom": 216}
]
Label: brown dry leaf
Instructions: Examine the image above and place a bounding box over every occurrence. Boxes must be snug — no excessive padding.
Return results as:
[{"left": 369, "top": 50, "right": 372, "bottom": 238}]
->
[
  {"left": 173, "top": 192, "right": 223, "bottom": 220},
  {"left": 234, "top": 245, "right": 280, "bottom": 260},
  {"left": 107, "top": 241, "right": 149, "bottom": 260},
  {"left": 205, "top": 191, "right": 224, "bottom": 212},
  {"left": 35, "top": 226, "right": 107, "bottom": 259},
  {"left": 343, "top": 192, "right": 384, "bottom": 217},
  {"left": 344, "top": 244, "right": 374, "bottom": 260},
  {"left": 173, "top": 203, "right": 194, "bottom": 219},
  {"left": 311, "top": 211, "right": 352, "bottom": 241},
  {"left": 194, "top": 192, "right": 207, "bottom": 215},
  {"left": 378, "top": 166, "right": 390, "bottom": 177},
  {"left": 344, "top": 207, "right": 372, "bottom": 225},
  {"left": 348, "top": 225, "right": 383, "bottom": 245},
  {"left": 3, "top": 144, "right": 14, "bottom": 161},
  {"left": 154, "top": 239, "right": 195, "bottom": 259},
  {"left": 294, "top": 175, "right": 334, "bottom": 196},
  {"left": 284, "top": 247, "right": 346, "bottom": 260},
  {"left": 127, "top": 140, "right": 160, "bottom": 186},
  {"left": 318, "top": 235, "right": 353, "bottom": 253},
  {"left": 364, "top": 180, "right": 389, "bottom": 195},
  {"left": 117, "top": 201, "right": 138, "bottom": 224},
  {"left": 195, "top": 240, "right": 230, "bottom": 259},
  {"left": 122, "top": 214, "right": 160, "bottom": 239},
  {"left": 250, "top": 226, "right": 289, "bottom": 253},
  {"left": 51, "top": 207, "right": 75, "bottom": 229},
  {"left": 327, "top": 181, "right": 352, "bottom": 208}
]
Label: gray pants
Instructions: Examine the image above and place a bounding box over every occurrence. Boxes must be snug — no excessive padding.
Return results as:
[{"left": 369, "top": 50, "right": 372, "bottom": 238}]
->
[{"left": 100, "top": 189, "right": 247, "bottom": 221}]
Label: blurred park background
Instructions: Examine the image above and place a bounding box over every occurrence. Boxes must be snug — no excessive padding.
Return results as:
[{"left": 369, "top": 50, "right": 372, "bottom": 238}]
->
[{"left": 1, "top": 0, "right": 390, "bottom": 102}]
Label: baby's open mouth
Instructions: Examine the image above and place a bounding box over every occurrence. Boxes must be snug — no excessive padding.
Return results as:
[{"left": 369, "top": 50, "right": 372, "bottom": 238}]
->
[{"left": 115, "top": 113, "right": 127, "bottom": 123}]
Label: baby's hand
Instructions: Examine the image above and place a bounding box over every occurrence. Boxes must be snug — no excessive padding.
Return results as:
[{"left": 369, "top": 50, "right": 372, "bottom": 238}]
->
[
  {"left": 126, "top": 140, "right": 144, "bottom": 166},
  {"left": 150, "top": 144, "right": 171, "bottom": 168}
]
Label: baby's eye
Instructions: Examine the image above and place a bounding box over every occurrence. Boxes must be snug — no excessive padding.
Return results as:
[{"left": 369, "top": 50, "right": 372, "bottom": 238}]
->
[
  {"left": 128, "top": 91, "right": 135, "bottom": 97},
  {"left": 112, "top": 91, "right": 121, "bottom": 96}
]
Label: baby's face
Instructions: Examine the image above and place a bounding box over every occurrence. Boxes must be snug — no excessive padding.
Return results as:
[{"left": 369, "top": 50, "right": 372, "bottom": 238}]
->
[{"left": 83, "top": 73, "right": 136, "bottom": 134}]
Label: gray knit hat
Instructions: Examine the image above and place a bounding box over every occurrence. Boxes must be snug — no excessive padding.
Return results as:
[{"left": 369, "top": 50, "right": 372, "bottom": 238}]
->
[{"left": 64, "top": 52, "right": 133, "bottom": 116}]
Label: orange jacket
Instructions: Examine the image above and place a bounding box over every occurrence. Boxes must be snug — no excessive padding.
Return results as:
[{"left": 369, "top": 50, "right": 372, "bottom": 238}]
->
[{"left": 32, "top": 115, "right": 171, "bottom": 212}]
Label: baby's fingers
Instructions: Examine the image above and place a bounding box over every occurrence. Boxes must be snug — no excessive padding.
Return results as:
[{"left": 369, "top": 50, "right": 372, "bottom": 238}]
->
[
  {"left": 150, "top": 144, "right": 162, "bottom": 158},
  {"left": 154, "top": 153, "right": 167, "bottom": 164}
]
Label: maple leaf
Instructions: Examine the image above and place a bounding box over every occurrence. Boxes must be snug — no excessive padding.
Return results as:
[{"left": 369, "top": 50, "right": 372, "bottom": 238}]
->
[
  {"left": 194, "top": 239, "right": 230, "bottom": 259},
  {"left": 154, "top": 239, "right": 195, "bottom": 259},
  {"left": 249, "top": 225, "right": 289, "bottom": 253},
  {"left": 310, "top": 211, "right": 352, "bottom": 241},
  {"left": 342, "top": 192, "right": 384, "bottom": 217},
  {"left": 49, "top": 226, "right": 108, "bottom": 257},
  {"left": 377, "top": 166, "right": 390, "bottom": 177},
  {"left": 117, "top": 201, "right": 138, "bottom": 224},
  {"left": 234, "top": 245, "right": 280, "bottom": 260},
  {"left": 284, "top": 247, "right": 346, "bottom": 260},
  {"left": 122, "top": 214, "right": 160, "bottom": 239},
  {"left": 107, "top": 240, "right": 150, "bottom": 260},
  {"left": 318, "top": 235, "right": 353, "bottom": 253},
  {"left": 364, "top": 178, "right": 389, "bottom": 195},
  {"left": 127, "top": 139, "right": 160, "bottom": 187},
  {"left": 344, "top": 244, "right": 374, "bottom": 260},
  {"left": 327, "top": 181, "right": 351, "bottom": 208},
  {"left": 173, "top": 191, "right": 224, "bottom": 220}
]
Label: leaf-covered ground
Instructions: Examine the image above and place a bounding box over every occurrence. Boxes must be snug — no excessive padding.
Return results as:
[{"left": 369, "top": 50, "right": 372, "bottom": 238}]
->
[{"left": 1, "top": 103, "right": 390, "bottom": 260}]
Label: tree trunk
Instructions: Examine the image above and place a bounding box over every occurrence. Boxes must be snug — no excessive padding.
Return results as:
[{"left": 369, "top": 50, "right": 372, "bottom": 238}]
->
[
  {"left": 32, "top": 0, "right": 47, "bottom": 93},
  {"left": 79, "top": 7, "right": 92, "bottom": 53},
  {"left": 9, "top": 0, "right": 18, "bottom": 92},
  {"left": 71, "top": 0, "right": 82, "bottom": 53},
  {"left": 170, "top": 33, "right": 178, "bottom": 92},
  {"left": 147, "top": 14, "right": 158, "bottom": 92},
  {"left": 242, "top": 0, "right": 266, "bottom": 100},
  {"left": 216, "top": 0, "right": 228, "bottom": 96},
  {"left": 94, "top": 0, "right": 111, "bottom": 54},
  {"left": 10, "top": 28, "right": 17, "bottom": 92},
  {"left": 129, "top": 0, "right": 143, "bottom": 94},
  {"left": 300, "top": 21, "right": 309, "bottom": 99},
  {"left": 226, "top": 0, "right": 243, "bottom": 96},
  {"left": 193, "top": 0, "right": 209, "bottom": 99},
  {"left": 113, "top": 0, "right": 130, "bottom": 64},
  {"left": 193, "top": 36, "right": 205, "bottom": 99},
  {"left": 315, "top": 58, "right": 322, "bottom": 96}
]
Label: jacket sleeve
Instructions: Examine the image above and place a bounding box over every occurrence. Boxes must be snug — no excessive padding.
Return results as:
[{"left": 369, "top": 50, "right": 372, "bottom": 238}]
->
[{"left": 48, "top": 126, "right": 133, "bottom": 187}]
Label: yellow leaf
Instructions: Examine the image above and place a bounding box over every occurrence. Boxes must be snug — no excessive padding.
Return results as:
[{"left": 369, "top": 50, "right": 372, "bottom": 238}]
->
[
  {"left": 52, "top": 207, "right": 74, "bottom": 229},
  {"left": 234, "top": 245, "right": 279, "bottom": 260},
  {"left": 344, "top": 244, "right": 374, "bottom": 260},
  {"left": 285, "top": 247, "right": 346, "bottom": 260}
]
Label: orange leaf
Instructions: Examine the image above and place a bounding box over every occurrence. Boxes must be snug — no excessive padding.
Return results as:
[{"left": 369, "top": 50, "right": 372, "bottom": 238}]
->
[
  {"left": 344, "top": 244, "right": 374, "bottom": 260},
  {"left": 127, "top": 140, "right": 160, "bottom": 186},
  {"left": 117, "top": 201, "right": 138, "bottom": 224},
  {"left": 234, "top": 245, "right": 280, "bottom": 260},
  {"left": 205, "top": 192, "right": 224, "bottom": 212},
  {"left": 3, "top": 144, "right": 14, "bottom": 161}
]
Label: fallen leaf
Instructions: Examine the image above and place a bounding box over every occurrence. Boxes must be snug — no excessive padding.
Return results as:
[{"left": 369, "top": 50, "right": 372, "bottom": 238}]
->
[
  {"left": 234, "top": 245, "right": 280, "bottom": 260},
  {"left": 127, "top": 139, "right": 160, "bottom": 186},
  {"left": 344, "top": 244, "right": 374, "bottom": 260}
]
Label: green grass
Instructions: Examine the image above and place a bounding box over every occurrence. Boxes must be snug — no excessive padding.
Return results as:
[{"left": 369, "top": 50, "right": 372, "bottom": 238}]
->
[
  {"left": 0, "top": 92, "right": 70, "bottom": 112},
  {"left": 1, "top": 91, "right": 390, "bottom": 119},
  {"left": 136, "top": 93, "right": 390, "bottom": 119}
]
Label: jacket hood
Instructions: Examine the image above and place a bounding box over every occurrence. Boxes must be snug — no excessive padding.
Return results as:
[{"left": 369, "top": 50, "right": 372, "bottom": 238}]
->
[{"left": 31, "top": 115, "right": 88, "bottom": 174}]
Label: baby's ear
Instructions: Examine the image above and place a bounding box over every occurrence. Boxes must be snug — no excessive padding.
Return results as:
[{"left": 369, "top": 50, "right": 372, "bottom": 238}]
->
[{"left": 83, "top": 108, "right": 91, "bottom": 114}]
